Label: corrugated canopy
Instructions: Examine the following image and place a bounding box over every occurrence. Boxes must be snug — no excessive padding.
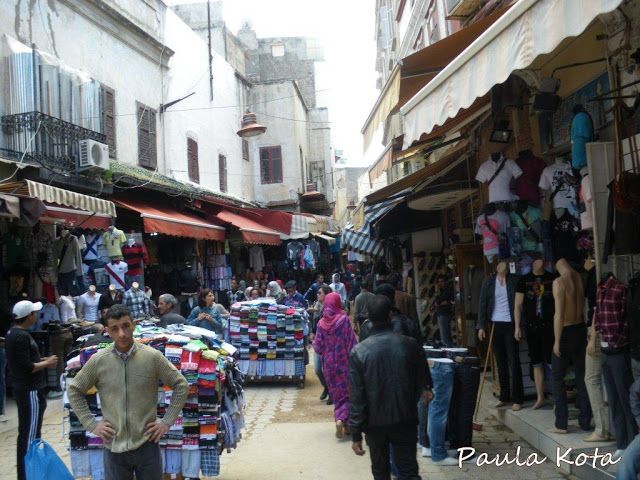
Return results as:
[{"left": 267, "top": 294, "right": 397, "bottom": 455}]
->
[
  {"left": 342, "top": 198, "right": 404, "bottom": 257},
  {"left": 0, "top": 180, "right": 116, "bottom": 217},
  {"left": 114, "top": 199, "right": 225, "bottom": 241},
  {"left": 361, "top": 7, "right": 509, "bottom": 152},
  {"left": 401, "top": 0, "right": 623, "bottom": 148}
]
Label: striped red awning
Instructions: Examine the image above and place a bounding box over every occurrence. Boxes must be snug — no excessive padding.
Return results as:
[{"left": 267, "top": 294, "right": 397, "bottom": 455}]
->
[{"left": 212, "top": 209, "right": 281, "bottom": 246}]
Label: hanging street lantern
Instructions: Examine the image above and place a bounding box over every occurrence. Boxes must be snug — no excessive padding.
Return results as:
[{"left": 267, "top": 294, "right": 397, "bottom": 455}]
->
[{"left": 237, "top": 110, "right": 267, "bottom": 137}]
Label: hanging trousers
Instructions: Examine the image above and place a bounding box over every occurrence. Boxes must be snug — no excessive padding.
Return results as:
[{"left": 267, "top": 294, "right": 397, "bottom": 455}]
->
[
  {"left": 448, "top": 360, "right": 481, "bottom": 450},
  {"left": 601, "top": 350, "right": 637, "bottom": 449},
  {"left": 16, "top": 388, "right": 47, "bottom": 480},
  {"left": 552, "top": 323, "right": 592, "bottom": 431},
  {"left": 492, "top": 322, "right": 524, "bottom": 404}
]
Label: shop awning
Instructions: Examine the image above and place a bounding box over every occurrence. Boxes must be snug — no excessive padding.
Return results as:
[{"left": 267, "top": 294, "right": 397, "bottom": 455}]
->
[
  {"left": 361, "top": 7, "right": 509, "bottom": 151},
  {"left": 366, "top": 138, "right": 471, "bottom": 205},
  {"left": 212, "top": 210, "right": 281, "bottom": 246},
  {"left": 401, "top": 0, "right": 623, "bottom": 148},
  {"left": 342, "top": 198, "right": 403, "bottom": 256},
  {"left": 114, "top": 199, "right": 225, "bottom": 241},
  {"left": 42, "top": 204, "right": 113, "bottom": 230},
  {"left": 280, "top": 214, "right": 310, "bottom": 240},
  {"left": 311, "top": 232, "right": 336, "bottom": 245}
]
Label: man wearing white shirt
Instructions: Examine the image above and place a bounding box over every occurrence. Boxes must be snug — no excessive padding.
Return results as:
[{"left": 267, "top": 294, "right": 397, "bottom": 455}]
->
[{"left": 77, "top": 286, "right": 102, "bottom": 323}]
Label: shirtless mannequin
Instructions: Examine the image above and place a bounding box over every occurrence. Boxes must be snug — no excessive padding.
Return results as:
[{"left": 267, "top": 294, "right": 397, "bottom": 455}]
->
[{"left": 549, "top": 259, "right": 592, "bottom": 434}]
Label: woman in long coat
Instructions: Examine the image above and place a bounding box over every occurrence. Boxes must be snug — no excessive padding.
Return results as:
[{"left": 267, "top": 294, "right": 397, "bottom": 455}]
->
[{"left": 312, "top": 292, "right": 357, "bottom": 438}]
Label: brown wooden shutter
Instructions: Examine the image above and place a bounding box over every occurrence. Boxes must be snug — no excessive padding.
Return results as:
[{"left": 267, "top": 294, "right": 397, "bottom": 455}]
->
[
  {"left": 219, "top": 154, "right": 227, "bottom": 192},
  {"left": 188, "top": 138, "right": 199, "bottom": 183},
  {"left": 137, "top": 103, "right": 157, "bottom": 169},
  {"left": 101, "top": 86, "right": 116, "bottom": 158}
]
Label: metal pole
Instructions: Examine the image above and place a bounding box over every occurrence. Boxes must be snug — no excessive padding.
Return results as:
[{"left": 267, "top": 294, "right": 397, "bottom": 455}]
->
[{"left": 207, "top": 0, "right": 213, "bottom": 101}]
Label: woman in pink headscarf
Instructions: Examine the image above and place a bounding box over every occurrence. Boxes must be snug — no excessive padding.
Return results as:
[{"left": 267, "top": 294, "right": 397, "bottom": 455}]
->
[{"left": 312, "top": 292, "right": 358, "bottom": 438}]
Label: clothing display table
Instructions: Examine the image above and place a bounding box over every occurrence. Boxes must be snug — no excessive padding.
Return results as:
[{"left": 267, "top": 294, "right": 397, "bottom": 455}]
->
[
  {"left": 63, "top": 323, "right": 245, "bottom": 479},
  {"left": 228, "top": 299, "right": 309, "bottom": 388}
]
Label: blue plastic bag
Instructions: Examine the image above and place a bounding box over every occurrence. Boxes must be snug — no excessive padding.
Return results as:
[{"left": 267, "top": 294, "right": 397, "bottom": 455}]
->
[{"left": 25, "top": 439, "right": 73, "bottom": 480}]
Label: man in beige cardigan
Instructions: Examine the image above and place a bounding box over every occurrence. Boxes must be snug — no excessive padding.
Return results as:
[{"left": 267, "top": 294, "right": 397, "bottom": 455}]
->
[{"left": 68, "top": 304, "right": 188, "bottom": 479}]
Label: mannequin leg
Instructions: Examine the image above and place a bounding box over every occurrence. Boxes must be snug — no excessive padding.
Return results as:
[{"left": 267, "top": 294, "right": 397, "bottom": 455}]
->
[
  {"left": 572, "top": 326, "right": 592, "bottom": 431},
  {"left": 584, "top": 333, "right": 607, "bottom": 439},
  {"left": 491, "top": 324, "right": 511, "bottom": 403}
]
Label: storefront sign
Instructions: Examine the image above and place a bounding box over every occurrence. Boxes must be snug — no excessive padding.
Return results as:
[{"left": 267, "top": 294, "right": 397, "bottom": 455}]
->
[{"left": 538, "top": 72, "right": 612, "bottom": 153}]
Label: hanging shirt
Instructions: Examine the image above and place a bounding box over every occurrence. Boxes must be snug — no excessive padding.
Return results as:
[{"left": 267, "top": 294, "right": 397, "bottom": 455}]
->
[
  {"left": 102, "top": 228, "right": 127, "bottom": 258},
  {"left": 475, "top": 210, "right": 510, "bottom": 259},
  {"left": 0, "top": 230, "right": 26, "bottom": 266},
  {"left": 249, "top": 246, "right": 265, "bottom": 272},
  {"left": 82, "top": 233, "right": 103, "bottom": 261},
  {"left": 595, "top": 275, "right": 629, "bottom": 349},
  {"left": 491, "top": 278, "right": 511, "bottom": 323},
  {"left": 509, "top": 206, "right": 543, "bottom": 253},
  {"left": 579, "top": 175, "right": 593, "bottom": 230},
  {"left": 475, "top": 155, "right": 522, "bottom": 202},
  {"left": 54, "top": 234, "right": 84, "bottom": 275},
  {"left": 104, "top": 260, "right": 128, "bottom": 291},
  {"left": 516, "top": 272, "right": 556, "bottom": 328},
  {"left": 59, "top": 295, "right": 76, "bottom": 323},
  {"left": 123, "top": 288, "right": 149, "bottom": 319},
  {"left": 25, "top": 228, "right": 53, "bottom": 268},
  {"left": 515, "top": 153, "right": 546, "bottom": 204},
  {"left": 33, "top": 303, "right": 60, "bottom": 330},
  {"left": 77, "top": 292, "right": 102, "bottom": 323},
  {"left": 121, "top": 241, "right": 149, "bottom": 276},
  {"left": 539, "top": 163, "right": 575, "bottom": 210},
  {"left": 571, "top": 111, "right": 594, "bottom": 170}
]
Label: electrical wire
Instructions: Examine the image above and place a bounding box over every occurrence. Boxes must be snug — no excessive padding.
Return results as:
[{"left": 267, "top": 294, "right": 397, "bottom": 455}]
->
[{"left": 0, "top": 121, "right": 43, "bottom": 184}]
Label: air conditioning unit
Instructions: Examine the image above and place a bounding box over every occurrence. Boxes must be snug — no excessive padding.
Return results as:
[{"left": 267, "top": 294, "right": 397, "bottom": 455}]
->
[{"left": 77, "top": 139, "right": 109, "bottom": 173}]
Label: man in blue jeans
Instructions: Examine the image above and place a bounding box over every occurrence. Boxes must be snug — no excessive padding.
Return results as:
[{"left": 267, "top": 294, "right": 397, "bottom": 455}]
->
[
  {"left": 616, "top": 378, "right": 640, "bottom": 479},
  {"left": 349, "top": 295, "right": 433, "bottom": 480}
]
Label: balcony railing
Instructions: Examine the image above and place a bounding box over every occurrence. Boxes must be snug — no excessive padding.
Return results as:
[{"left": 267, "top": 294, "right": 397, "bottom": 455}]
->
[{"left": 1, "top": 111, "right": 106, "bottom": 171}]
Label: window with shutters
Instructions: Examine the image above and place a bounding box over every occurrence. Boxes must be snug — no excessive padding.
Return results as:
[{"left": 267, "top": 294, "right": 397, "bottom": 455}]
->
[
  {"left": 259, "top": 146, "right": 283, "bottom": 184},
  {"left": 100, "top": 86, "right": 116, "bottom": 158},
  {"left": 242, "top": 139, "right": 249, "bottom": 161},
  {"left": 136, "top": 102, "right": 157, "bottom": 169},
  {"left": 187, "top": 137, "right": 199, "bottom": 183},
  {"left": 219, "top": 154, "right": 227, "bottom": 192}
]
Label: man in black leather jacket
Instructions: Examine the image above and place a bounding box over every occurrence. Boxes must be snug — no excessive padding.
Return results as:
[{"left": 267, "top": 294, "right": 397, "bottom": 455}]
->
[
  {"left": 359, "top": 284, "right": 422, "bottom": 344},
  {"left": 349, "top": 295, "right": 433, "bottom": 479}
]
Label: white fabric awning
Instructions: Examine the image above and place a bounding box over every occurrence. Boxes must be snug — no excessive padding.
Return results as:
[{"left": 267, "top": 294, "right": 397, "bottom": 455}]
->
[
  {"left": 280, "top": 214, "right": 309, "bottom": 240},
  {"left": 26, "top": 180, "right": 117, "bottom": 217},
  {"left": 400, "top": 0, "right": 623, "bottom": 149}
]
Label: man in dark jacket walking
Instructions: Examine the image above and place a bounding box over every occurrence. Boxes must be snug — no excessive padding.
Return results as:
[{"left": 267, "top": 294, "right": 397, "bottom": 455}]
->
[
  {"left": 477, "top": 261, "right": 523, "bottom": 410},
  {"left": 349, "top": 295, "right": 433, "bottom": 479}
]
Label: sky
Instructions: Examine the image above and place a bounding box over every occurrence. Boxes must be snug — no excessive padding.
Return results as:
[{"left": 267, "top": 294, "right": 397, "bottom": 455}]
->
[{"left": 168, "top": 0, "right": 380, "bottom": 167}]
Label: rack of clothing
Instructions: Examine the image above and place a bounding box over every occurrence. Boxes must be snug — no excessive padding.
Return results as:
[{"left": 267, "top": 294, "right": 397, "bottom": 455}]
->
[
  {"left": 63, "top": 324, "right": 245, "bottom": 479},
  {"left": 228, "top": 300, "right": 309, "bottom": 388},
  {"left": 203, "top": 241, "right": 233, "bottom": 292}
]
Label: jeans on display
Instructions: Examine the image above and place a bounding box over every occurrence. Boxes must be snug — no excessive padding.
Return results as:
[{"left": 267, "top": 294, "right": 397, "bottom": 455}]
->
[
  {"left": 314, "top": 352, "right": 328, "bottom": 391},
  {"left": 437, "top": 315, "right": 453, "bottom": 348},
  {"left": 0, "top": 346, "right": 5, "bottom": 415},
  {"left": 126, "top": 274, "right": 144, "bottom": 290},
  {"left": 584, "top": 332, "right": 607, "bottom": 438},
  {"left": 427, "top": 360, "right": 454, "bottom": 462},
  {"left": 51, "top": 331, "right": 74, "bottom": 391},
  {"left": 492, "top": 322, "right": 524, "bottom": 404},
  {"left": 365, "top": 426, "right": 421, "bottom": 480},
  {"left": 104, "top": 441, "right": 162, "bottom": 480},
  {"left": 448, "top": 361, "right": 481, "bottom": 450},
  {"left": 57, "top": 271, "right": 75, "bottom": 296},
  {"left": 616, "top": 433, "right": 640, "bottom": 480},
  {"left": 601, "top": 350, "right": 637, "bottom": 449},
  {"left": 15, "top": 388, "right": 46, "bottom": 480},
  {"left": 552, "top": 323, "right": 591, "bottom": 431}
]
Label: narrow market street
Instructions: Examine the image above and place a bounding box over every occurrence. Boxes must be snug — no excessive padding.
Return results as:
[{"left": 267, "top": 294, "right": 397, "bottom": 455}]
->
[{"left": 0, "top": 360, "right": 579, "bottom": 480}]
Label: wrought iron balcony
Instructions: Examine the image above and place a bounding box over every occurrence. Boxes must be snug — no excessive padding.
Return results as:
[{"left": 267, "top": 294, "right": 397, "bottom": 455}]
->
[{"left": 1, "top": 111, "right": 106, "bottom": 171}]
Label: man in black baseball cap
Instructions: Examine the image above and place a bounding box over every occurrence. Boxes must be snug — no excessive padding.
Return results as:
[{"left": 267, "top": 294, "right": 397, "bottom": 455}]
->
[{"left": 6, "top": 301, "right": 58, "bottom": 480}]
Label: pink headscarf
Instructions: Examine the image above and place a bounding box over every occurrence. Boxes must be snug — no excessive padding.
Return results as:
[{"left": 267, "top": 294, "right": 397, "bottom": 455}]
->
[{"left": 319, "top": 292, "right": 347, "bottom": 329}]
